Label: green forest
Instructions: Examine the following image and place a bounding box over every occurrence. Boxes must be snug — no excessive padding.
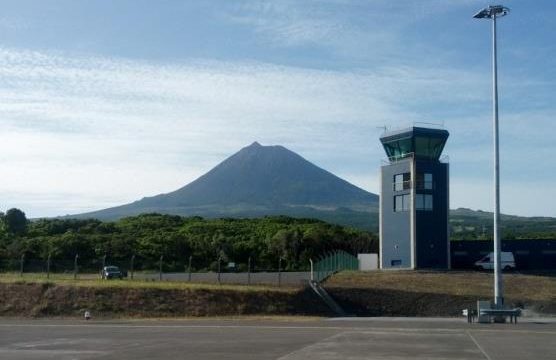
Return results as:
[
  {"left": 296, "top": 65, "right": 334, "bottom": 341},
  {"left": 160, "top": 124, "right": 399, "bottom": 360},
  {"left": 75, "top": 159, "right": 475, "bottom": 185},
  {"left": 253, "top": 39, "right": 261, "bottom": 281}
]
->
[
  {"left": 1, "top": 206, "right": 555, "bottom": 273},
  {"left": 0, "top": 209, "right": 377, "bottom": 272}
]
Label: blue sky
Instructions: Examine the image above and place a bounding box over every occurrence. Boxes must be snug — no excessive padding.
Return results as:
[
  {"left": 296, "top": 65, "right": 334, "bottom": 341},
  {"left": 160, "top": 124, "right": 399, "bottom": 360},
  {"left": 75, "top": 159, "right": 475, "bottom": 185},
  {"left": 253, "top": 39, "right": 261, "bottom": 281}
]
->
[{"left": 0, "top": 0, "right": 554, "bottom": 218}]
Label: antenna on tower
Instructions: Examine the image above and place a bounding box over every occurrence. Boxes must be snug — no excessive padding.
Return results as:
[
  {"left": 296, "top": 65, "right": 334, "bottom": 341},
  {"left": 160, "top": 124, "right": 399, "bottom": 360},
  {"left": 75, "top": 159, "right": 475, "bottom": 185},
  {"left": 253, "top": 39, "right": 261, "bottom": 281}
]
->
[{"left": 377, "top": 126, "right": 388, "bottom": 133}]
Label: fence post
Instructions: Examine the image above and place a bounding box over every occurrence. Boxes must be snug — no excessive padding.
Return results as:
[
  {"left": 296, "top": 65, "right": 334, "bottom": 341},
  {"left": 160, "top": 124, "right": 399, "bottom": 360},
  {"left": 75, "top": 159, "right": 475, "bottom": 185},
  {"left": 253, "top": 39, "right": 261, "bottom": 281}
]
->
[
  {"left": 130, "top": 254, "right": 135, "bottom": 280},
  {"left": 326, "top": 253, "right": 330, "bottom": 278},
  {"left": 188, "top": 256, "right": 192, "bottom": 282},
  {"left": 101, "top": 253, "right": 107, "bottom": 280},
  {"left": 315, "top": 256, "right": 319, "bottom": 282},
  {"left": 46, "top": 253, "right": 51, "bottom": 279},
  {"left": 309, "top": 258, "right": 314, "bottom": 281},
  {"left": 217, "top": 256, "right": 221, "bottom": 284},
  {"left": 278, "top": 257, "right": 282, "bottom": 287},
  {"left": 247, "top": 256, "right": 251, "bottom": 285},
  {"left": 342, "top": 251, "right": 346, "bottom": 270},
  {"left": 73, "top": 254, "right": 79, "bottom": 280},
  {"left": 159, "top": 255, "right": 164, "bottom": 281},
  {"left": 20, "top": 253, "right": 25, "bottom": 276}
]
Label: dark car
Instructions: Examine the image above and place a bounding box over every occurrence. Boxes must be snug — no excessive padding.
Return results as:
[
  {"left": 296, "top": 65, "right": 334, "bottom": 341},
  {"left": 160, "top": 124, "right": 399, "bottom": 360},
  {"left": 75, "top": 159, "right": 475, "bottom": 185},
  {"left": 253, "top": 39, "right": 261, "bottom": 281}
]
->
[{"left": 102, "top": 265, "right": 124, "bottom": 279}]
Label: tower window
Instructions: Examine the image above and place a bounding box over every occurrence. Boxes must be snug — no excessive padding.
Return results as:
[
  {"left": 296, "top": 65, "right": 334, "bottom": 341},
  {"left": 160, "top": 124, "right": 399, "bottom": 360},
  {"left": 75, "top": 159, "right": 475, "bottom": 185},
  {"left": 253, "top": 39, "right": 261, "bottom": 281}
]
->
[
  {"left": 424, "top": 194, "right": 433, "bottom": 210},
  {"left": 394, "top": 194, "right": 411, "bottom": 212},
  {"left": 416, "top": 194, "right": 433, "bottom": 211},
  {"left": 416, "top": 194, "right": 424, "bottom": 210},
  {"left": 424, "top": 173, "right": 433, "bottom": 190},
  {"left": 416, "top": 172, "right": 433, "bottom": 190},
  {"left": 393, "top": 172, "right": 410, "bottom": 191}
]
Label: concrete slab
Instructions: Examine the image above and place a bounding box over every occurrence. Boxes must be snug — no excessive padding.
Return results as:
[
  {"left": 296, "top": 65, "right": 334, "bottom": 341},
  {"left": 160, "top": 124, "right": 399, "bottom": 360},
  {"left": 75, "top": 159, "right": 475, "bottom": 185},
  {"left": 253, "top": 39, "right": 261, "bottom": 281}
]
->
[
  {"left": 0, "top": 318, "right": 554, "bottom": 360},
  {"left": 279, "top": 330, "right": 485, "bottom": 360}
]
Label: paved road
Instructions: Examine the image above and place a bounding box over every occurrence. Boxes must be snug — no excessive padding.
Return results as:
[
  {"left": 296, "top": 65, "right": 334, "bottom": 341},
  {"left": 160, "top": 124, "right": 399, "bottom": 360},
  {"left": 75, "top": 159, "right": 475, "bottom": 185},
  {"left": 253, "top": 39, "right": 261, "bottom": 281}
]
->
[{"left": 0, "top": 317, "right": 555, "bottom": 359}]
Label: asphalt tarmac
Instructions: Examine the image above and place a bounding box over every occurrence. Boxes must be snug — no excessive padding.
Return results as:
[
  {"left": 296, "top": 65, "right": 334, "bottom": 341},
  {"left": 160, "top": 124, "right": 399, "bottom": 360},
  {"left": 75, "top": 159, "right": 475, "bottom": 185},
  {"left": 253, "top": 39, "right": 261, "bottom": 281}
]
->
[{"left": 0, "top": 317, "right": 555, "bottom": 359}]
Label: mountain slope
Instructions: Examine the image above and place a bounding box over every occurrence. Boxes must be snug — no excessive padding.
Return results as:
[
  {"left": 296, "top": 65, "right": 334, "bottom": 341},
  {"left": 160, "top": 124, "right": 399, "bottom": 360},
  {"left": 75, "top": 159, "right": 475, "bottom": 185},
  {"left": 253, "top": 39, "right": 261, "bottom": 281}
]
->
[{"left": 72, "top": 142, "right": 378, "bottom": 222}]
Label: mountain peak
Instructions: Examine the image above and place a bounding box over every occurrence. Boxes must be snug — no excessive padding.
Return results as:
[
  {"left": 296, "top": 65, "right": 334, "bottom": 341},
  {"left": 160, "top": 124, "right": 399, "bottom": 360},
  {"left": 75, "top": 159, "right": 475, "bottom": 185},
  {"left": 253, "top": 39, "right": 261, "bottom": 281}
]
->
[{"left": 72, "top": 143, "right": 378, "bottom": 221}]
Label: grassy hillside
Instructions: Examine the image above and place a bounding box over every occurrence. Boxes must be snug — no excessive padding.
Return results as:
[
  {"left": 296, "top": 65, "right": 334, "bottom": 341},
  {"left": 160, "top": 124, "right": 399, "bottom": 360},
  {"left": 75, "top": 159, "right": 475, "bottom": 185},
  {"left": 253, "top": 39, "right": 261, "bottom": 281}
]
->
[
  {"left": 325, "top": 271, "right": 556, "bottom": 316},
  {"left": 450, "top": 208, "right": 556, "bottom": 240},
  {"left": 2, "top": 271, "right": 554, "bottom": 318},
  {"left": 0, "top": 276, "right": 329, "bottom": 317}
]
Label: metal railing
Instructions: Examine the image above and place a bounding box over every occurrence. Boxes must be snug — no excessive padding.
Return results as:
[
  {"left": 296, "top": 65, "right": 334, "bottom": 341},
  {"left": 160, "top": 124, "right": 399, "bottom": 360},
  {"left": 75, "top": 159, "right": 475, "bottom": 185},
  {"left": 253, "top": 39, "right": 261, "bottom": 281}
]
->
[
  {"left": 378, "top": 122, "right": 445, "bottom": 135},
  {"left": 311, "top": 250, "right": 359, "bottom": 283},
  {"left": 393, "top": 180, "right": 435, "bottom": 191},
  {"left": 384, "top": 152, "right": 415, "bottom": 164},
  {"left": 393, "top": 180, "right": 412, "bottom": 191},
  {"left": 381, "top": 152, "right": 449, "bottom": 165}
]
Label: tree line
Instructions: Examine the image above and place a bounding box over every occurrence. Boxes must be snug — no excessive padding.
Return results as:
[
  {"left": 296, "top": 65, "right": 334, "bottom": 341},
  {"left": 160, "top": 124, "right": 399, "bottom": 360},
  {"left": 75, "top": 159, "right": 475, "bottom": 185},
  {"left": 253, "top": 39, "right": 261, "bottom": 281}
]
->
[{"left": 0, "top": 209, "right": 378, "bottom": 271}]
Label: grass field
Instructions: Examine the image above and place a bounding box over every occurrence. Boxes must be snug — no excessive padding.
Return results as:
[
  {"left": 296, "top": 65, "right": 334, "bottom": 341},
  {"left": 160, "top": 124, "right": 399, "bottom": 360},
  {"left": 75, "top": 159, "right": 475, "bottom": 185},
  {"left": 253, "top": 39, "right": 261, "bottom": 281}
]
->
[
  {"left": 327, "top": 270, "right": 556, "bottom": 300},
  {"left": 0, "top": 273, "right": 296, "bottom": 293}
]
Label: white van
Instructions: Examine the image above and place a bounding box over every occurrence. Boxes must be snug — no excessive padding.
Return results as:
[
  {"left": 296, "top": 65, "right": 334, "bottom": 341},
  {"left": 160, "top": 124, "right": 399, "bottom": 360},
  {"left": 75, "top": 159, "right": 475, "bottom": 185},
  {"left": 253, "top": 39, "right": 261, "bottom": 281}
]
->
[{"left": 474, "top": 252, "right": 516, "bottom": 271}]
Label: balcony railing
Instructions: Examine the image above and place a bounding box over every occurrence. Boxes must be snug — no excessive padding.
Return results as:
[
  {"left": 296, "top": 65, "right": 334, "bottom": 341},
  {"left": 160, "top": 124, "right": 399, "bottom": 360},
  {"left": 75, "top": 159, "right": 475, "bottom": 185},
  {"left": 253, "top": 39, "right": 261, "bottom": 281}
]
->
[
  {"left": 381, "top": 152, "right": 449, "bottom": 165},
  {"left": 393, "top": 180, "right": 435, "bottom": 191}
]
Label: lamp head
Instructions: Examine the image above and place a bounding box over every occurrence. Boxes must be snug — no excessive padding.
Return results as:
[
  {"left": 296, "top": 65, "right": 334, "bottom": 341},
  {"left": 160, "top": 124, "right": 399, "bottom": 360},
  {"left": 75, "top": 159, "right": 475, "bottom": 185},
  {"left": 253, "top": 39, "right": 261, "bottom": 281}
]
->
[{"left": 473, "top": 5, "right": 510, "bottom": 19}]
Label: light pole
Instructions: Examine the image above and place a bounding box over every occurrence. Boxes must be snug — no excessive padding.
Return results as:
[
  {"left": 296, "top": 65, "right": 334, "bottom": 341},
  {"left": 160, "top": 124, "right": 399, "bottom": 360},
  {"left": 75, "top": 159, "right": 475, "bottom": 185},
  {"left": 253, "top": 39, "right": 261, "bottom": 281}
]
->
[{"left": 473, "top": 4, "right": 509, "bottom": 308}]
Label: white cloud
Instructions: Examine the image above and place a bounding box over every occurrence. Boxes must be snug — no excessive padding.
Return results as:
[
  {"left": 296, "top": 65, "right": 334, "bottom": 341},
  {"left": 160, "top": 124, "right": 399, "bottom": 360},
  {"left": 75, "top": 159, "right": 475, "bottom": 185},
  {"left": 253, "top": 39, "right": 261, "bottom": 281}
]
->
[
  {"left": 222, "top": 0, "right": 485, "bottom": 60},
  {"left": 0, "top": 46, "right": 552, "bottom": 217}
]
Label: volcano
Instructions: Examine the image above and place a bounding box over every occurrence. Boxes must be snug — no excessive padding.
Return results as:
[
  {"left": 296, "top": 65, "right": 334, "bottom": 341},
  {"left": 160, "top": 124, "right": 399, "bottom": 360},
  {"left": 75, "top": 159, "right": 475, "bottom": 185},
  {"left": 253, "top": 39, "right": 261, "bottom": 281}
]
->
[{"left": 72, "top": 142, "right": 379, "bottom": 229}]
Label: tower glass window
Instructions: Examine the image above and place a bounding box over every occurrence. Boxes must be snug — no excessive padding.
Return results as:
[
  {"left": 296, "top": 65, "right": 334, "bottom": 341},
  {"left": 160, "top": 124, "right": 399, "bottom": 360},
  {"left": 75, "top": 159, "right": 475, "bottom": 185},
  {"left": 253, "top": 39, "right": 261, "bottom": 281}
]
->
[
  {"left": 416, "top": 194, "right": 433, "bottom": 211},
  {"left": 424, "top": 173, "right": 433, "bottom": 190},
  {"left": 424, "top": 194, "right": 433, "bottom": 210},
  {"left": 395, "top": 195, "right": 403, "bottom": 212},
  {"left": 415, "top": 136, "right": 446, "bottom": 160},
  {"left": 383, "top": 136, "right": 413, "bottom": 160},
  {"left": 393, "top": 173, "right": 410, "bottom": 191},
  {"left": 394, "top": 174, "right": 403, "bottom": 191},
  {"left": 416, "top": 172, "right": 433, "bottom": 190},
  {"left": 416, "top": 194, "right": 424, "bottom": 210},
  {"left": 394, "top": 194, "right": 411, "bottom": 212}
]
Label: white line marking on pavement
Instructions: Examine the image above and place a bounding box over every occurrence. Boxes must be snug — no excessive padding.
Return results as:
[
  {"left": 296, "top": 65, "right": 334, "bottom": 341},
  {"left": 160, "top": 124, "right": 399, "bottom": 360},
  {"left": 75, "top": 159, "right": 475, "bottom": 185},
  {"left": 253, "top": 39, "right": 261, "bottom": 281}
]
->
[
  {"left": 276, "top": 331, "right": 346, "bottom": 360},
  {"left": 0, "top": 323, "right": 554, "bottom": 335},
  {"left": 466, "top": 331, "right": 492, "bottom": 360}
]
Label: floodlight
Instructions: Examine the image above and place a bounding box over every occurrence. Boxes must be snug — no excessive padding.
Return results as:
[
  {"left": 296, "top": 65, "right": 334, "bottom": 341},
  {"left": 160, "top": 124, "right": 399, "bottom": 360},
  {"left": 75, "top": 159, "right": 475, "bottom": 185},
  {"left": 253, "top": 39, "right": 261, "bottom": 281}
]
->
[
  {"left": 473, "top": 5, "right": 510, "bottom": 19},
  {"left": 473, "top": 4, "right": 510, "bottom": 309}
]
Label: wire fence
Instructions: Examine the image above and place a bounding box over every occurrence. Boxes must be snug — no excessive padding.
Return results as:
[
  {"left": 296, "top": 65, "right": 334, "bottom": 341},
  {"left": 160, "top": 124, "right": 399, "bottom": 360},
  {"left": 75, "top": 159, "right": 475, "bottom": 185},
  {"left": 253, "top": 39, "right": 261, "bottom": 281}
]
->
[
  {"left": 0, "top": 249, "right": 360, "bottom": 286},
  {"left": 0, "top": 254, "right": 312, "bottom": 286},
  {"left": 312, "top": 250, "right": 359, "bottom": 283}
]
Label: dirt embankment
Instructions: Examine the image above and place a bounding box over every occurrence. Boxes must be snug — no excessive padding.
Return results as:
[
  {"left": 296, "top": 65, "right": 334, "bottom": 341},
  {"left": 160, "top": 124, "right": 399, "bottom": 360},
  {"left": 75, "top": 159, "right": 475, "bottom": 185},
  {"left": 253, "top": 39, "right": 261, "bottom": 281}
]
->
[
  {"left": 325, "top": 271, "right": 556, "bottom": 316},
  {"left": 2, "top": 271, "right": 554, "bottom": 318},
  {"left": 0, "top": 282, "right": 330, "bottom": 318}
]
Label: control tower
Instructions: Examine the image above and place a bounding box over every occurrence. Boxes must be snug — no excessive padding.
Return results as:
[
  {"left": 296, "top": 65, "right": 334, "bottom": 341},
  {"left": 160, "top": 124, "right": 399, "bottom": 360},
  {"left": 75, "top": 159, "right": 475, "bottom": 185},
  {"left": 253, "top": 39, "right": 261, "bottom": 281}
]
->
[{"left": 379, "top": 126, "right": 450, "bottom": 269}]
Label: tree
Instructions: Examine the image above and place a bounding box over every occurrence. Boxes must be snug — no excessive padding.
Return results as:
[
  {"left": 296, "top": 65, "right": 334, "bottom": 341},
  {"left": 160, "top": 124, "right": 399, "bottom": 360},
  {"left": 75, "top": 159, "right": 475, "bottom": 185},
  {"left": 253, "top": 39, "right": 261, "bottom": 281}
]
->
[
  {"left": 0, "top": 211, "right": 6, "bottom": 235},
  {"left": 4, "top": 208, "right": 28, "bottom": 235}
]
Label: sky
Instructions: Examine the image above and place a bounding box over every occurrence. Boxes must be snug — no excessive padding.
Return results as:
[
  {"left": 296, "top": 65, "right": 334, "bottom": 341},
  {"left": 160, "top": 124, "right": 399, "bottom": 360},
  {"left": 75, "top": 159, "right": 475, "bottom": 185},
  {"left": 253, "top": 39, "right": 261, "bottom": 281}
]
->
[{"left": 0, "top": 0, "right": 554, "bottom": 218}]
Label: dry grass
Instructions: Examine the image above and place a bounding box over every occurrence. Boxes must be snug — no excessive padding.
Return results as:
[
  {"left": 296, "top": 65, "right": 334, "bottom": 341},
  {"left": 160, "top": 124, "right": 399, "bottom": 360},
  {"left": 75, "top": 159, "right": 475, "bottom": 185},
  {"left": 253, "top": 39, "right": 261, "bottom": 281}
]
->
[
  {"left": 0, "top": 278, "right": 328, "bottom": 318},
  {"left": 0, "top": 273, "right": 297, "bottom": 293},
  {"left": 326, "top": 270, "right": 556, "bottom": 302}
]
